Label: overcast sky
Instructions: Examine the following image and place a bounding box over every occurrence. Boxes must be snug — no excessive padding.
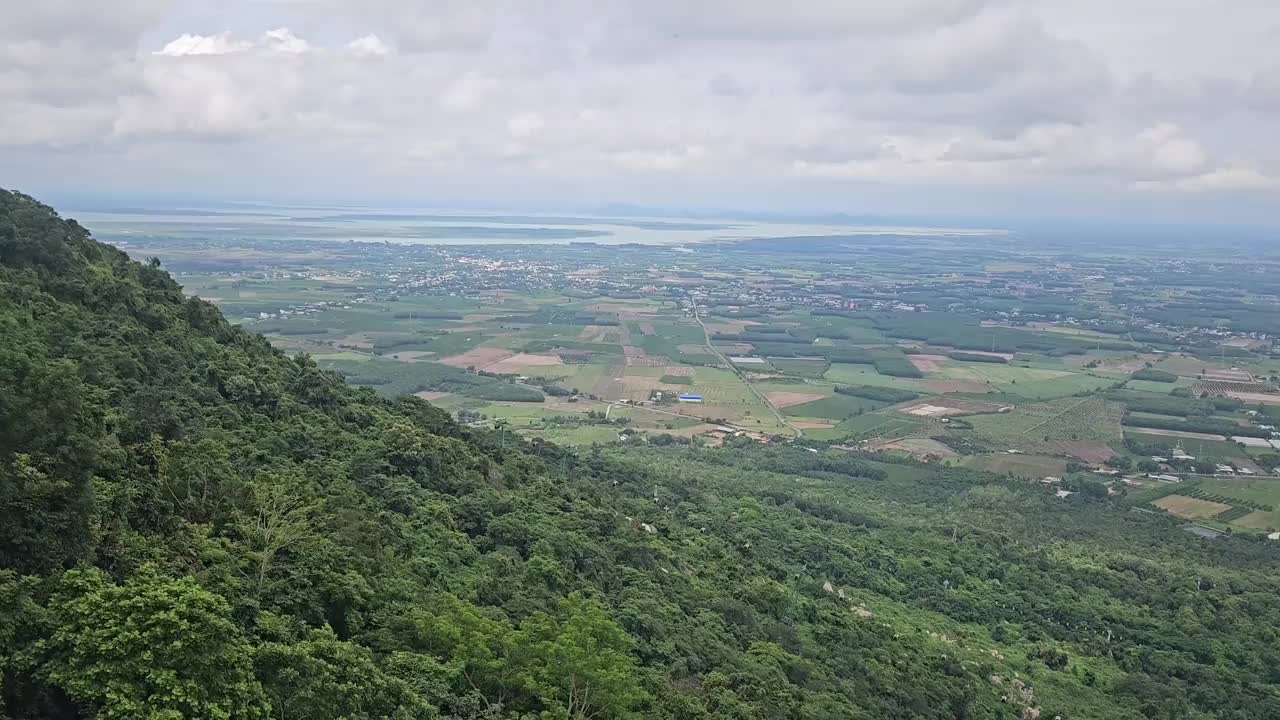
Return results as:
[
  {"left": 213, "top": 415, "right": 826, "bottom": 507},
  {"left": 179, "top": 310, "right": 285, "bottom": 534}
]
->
[{"left": 4, "top": 1, "right": 1279, "bottom": 223}]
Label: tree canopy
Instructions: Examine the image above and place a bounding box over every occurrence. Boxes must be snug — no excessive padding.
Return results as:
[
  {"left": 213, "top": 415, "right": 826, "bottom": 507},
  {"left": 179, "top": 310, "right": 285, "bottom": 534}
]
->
[{"left": 2, "top": 189, "right": 1279, "bottom": 719}]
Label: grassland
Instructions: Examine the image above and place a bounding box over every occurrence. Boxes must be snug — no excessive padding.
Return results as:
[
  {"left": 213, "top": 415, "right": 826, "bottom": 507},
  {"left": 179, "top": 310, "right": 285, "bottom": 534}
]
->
[{"left": 782, "top": 394, "right": 885, "bottom": 420}]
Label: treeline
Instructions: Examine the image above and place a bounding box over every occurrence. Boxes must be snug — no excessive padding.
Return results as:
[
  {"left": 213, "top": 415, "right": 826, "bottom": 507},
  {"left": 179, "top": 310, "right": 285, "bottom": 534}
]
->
[
  {"left": 947, "top": 351, "right": 1007, "bottom": 364},
  {"left": 1130, "top": 368, "right": 1178, "bottom": 383},
  {"left": 713, "top": 331, "right": 810, "bottom": 344},
  {"left": 869, "top": 311, "right": 1138, "bottom": 354},
  {"left": 727, "top": 342, "right": 924, "bottom": 378},
  {"left": 504, "top": 309, "right": 621, "bottom": 326},
  {"left": 835, "top": 385, "right": 920, "bottom": 403},
  {"left": 1121, "top": 413, "right": 1270, "bottom": 438},
  {"left": 1106, "top": 390, "right": 1238, "bottom": 417}
]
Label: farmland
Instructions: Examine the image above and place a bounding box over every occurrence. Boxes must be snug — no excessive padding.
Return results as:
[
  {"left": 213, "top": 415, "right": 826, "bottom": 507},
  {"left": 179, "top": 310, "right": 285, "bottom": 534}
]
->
[{"left": 128, "top": 208, "right": 1280, "bottom": 536}]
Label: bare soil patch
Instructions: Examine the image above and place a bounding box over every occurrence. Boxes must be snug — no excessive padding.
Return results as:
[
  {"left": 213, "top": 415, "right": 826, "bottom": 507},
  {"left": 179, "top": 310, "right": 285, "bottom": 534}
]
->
[
  {"left": 1203, "top": 369, "right": 1255, "bottom": 382},
  {"left": 413, "top": 391, "right": 453, "bottom": 401},
  {"left": 1046, "top": 441, "right": 1116, "bottom": 464},
  {"left": 622, "top": 346, "right": 665, "bottom": 367},
  {"left": 577, "top": 325, "right": 607, "bottom": 341},
  {"left": 1154, "top": 495, "right": 1232, "bottom": 519},
  {"left": 706, "top": 320, "right": 750, "bottom": 334},
  {"left": 907, "top": 354, "right": 946, "bottom": 372},
  {"left": 970, "top": 454, "right": 1067, "bottom": 479},
  {"left": 1223, "top": 391, "right": 1280, "bottom": 405},
  {"left": 873, "top": 438, "right": 958, "bottom": 459},
  {"left": 766, "top": 391, "right": 827, "bottom": 408},
  {"left": 1127, "top": 427, "right": 1226, "bottom": 441},
  {"left": 439, "top": 347, "right": 514, "bottom": 368},
  {"left": 901, "top": 401, "right": 980, "bottom": 417},
  {"left": 485, "top": 353, "right": 563, "bottom": 374},
  {"left": 1234, "top": 510, "right": 1278, "bottom": 530}
]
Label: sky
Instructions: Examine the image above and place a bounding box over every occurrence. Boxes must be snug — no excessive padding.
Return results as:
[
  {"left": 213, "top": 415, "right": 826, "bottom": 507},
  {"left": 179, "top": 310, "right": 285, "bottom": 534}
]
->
[{"left": 3, "top": 1, "right": 1280, "bottom": 225}]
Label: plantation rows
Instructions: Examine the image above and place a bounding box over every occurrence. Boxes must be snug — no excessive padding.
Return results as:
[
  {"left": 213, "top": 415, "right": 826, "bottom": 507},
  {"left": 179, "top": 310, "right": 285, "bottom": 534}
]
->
[
  {"left": 1214, "top": 506, "right": 1254, "bottom": 522},
  {"left": 1140, "top": 480, "right": 1201, "bottom": 504},
  {"left": 1027, "top": 398, "right": 1125, "bottom": 442},
  {"left": 1180, "top": 487, "right": 1275, "bottom": 512}
]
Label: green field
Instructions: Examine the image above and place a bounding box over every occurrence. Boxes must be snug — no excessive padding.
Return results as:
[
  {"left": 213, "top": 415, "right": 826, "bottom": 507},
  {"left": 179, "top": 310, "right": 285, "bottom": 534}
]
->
[
  {"left": 1124, "top": 378, "right": 1193, "bottom": 394},
  {"left": 824, "top": 363, "right": 926, "bottom": 390},
  {"left": 836, "top": 412, "right": 927, "bottom": 439},
  {"left": 967, "top": 397, "right": 1124, "bottom": 449},
  {"left": 523, "top": 426, "right": 622, "bottom": 445},
  {"left": 767, "top": 357, "right": 830, "bottom": 376},
  {"left": 1123, "top": 431, "right": 1249, "bottom": 459},
  {"left": 962, "top": 453, "right": 1068, "bottom": 479},
  {"left": 782, "top": 394, "right": 885, "bottom": 420}
]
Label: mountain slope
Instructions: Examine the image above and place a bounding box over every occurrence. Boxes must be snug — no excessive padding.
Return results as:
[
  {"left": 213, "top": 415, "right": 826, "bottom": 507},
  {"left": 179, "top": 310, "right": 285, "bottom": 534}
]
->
[{"left": 1, "top": 189, "right": 1279, "bottom": 719}]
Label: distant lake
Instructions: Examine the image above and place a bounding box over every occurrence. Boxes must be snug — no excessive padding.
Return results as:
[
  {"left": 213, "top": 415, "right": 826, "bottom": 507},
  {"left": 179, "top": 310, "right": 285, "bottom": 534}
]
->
[{"left": 67, "top": 204, "right": 1003, "bottom": 247}]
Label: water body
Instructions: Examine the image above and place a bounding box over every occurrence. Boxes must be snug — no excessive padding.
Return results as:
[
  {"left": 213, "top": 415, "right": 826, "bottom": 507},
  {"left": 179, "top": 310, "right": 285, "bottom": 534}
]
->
[{"left": 67, "top": 204, "right": 1004, "bottom": 247}]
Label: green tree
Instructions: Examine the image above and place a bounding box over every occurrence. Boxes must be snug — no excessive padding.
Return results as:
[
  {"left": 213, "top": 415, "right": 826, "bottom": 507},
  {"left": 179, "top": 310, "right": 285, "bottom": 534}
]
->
[
  {"left": 517, "top": 593, "right": 647, "bottom": 720},
  {"left": 254, "top": 627, "right": 434, "bottom": 720},
  {"left": 37, "top": 568, "right": 268, "bottom": 719}
]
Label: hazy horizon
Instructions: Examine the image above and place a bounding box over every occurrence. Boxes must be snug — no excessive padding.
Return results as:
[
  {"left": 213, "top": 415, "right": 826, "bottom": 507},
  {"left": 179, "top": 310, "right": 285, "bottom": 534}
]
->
[{"left": 5, "top": 1, "right": 1280, "bottom": 227}]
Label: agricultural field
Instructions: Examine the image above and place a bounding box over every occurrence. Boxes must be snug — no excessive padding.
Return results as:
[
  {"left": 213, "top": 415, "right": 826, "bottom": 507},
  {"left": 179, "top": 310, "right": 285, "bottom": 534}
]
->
[
  {"left": 966, "top": 397, "right": 1124, "bottom": 456},
  {"left": 782, "top": 393, "right": 886, "bottom": 420},
  {"left": 962, "top": 454, "right": 1068, "bottom": 479},
  {"left": 1153, "top": 495, "right": 1233, "bottom": 520},
  {"left": 153, "top": 221, "right": 1280, "bottom": 468}
]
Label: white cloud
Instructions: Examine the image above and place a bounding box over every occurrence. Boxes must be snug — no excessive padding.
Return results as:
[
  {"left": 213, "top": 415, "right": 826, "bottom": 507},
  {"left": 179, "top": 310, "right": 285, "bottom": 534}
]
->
[
  {"left": 439, "top": 71, "right": 497, "bottom": 112},
  {"left": 1, "top": 0, "right": 1278, "bottom": 218},
  {"left": 346, "top": 34, "right": 392, "bottom": 57},
  {"left": 611, "top": 145, "right": 708, "bottom": 172},
  {"left": 156, "top": 28, "right": 311, "bottom": 57},
  {"left": 156, "top": 32, "right": 252, "bottom": 56},
  {"left": 261, "top": 28, "right": 310, "bottom": 54},
  {"left": 506, "top": 112, "right": 544, "bottom": 139}
]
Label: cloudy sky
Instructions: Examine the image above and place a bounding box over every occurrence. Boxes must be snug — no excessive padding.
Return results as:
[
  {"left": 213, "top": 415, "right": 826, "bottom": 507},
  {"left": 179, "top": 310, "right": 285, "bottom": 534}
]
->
[{"left": 4, "top": 1, "right": 1280, "bottom": 223}]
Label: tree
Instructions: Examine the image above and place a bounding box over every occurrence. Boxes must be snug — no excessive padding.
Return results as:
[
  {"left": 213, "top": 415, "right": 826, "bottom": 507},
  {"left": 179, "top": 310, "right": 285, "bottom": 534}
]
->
[
  {"left": 236, "top": 472, "right": 318, "bottom": 599},
  {"left": 253, "top": 627, "right": 434, "bottom": 720},
  {"left": 37, "top": 568, "right": 268, "bottom": 719},
  {"left": 517, "top": 593, "right": 647, "bottom": 720}
]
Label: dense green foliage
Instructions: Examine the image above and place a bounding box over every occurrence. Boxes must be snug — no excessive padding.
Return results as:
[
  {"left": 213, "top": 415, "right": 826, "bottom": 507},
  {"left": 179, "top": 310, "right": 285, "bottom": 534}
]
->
[
  {"left": 1130, "top": 369, "right": 1178, "bottom": 383},
  {"left": 835, "top": 385, "right": 920, "bottom": 403},
  {"left": 1121, "top": 414, "right": 1269, "bottom": 439},
  {"left": 1106, "top": 391, "right": 1217, "bottom": 418},
  {"left": 869, "top": 312, "right": 1137, "bottom": 354},
  {"left": 947, "top": 352, "right": 1008, "bottom": 364},
  {"left": 3, "top": 191, "right": 1280, "bottom": 719}
]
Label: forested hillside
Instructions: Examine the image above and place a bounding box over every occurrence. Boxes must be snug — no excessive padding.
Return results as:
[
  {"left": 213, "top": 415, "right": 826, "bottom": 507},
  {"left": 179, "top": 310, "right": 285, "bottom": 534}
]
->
[{"left": 2, "top": 189, "right": 1279, "bottom": 719}]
